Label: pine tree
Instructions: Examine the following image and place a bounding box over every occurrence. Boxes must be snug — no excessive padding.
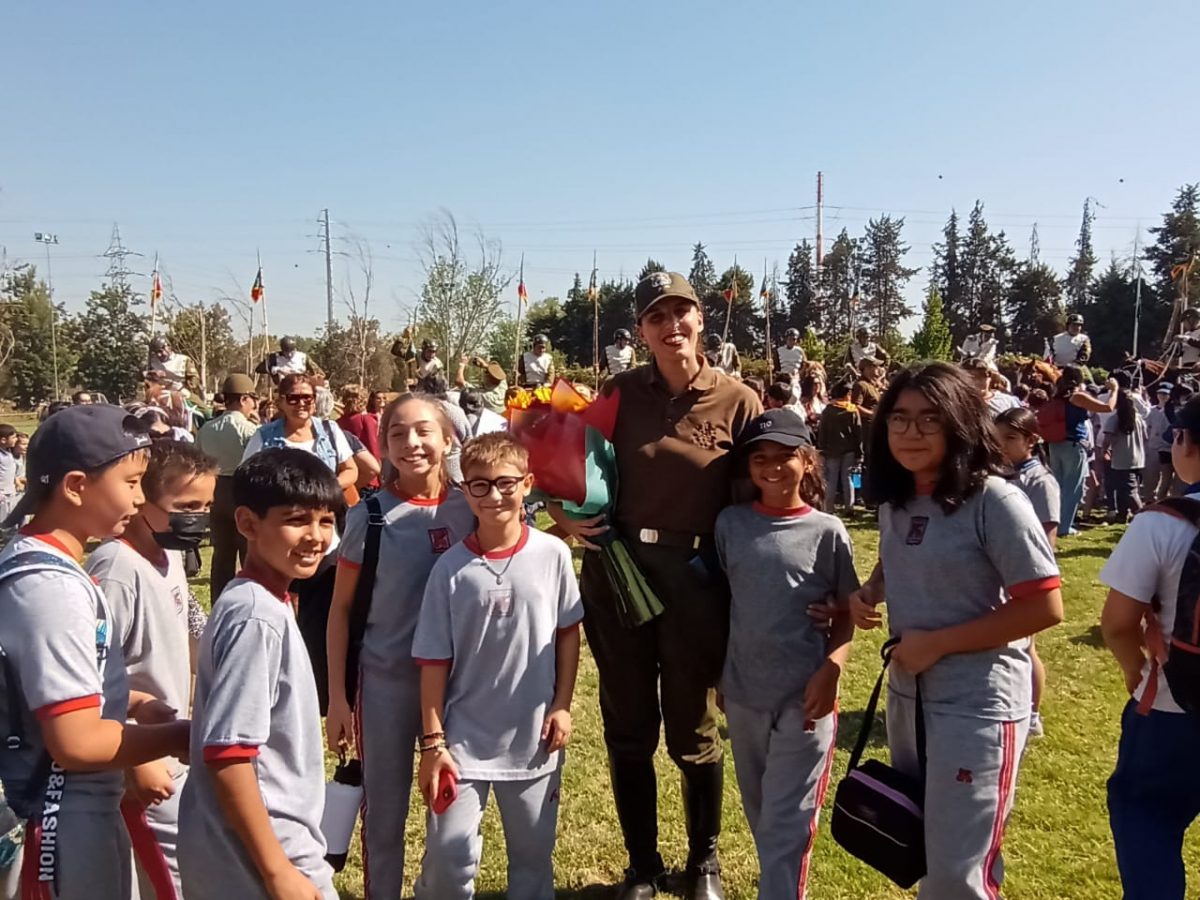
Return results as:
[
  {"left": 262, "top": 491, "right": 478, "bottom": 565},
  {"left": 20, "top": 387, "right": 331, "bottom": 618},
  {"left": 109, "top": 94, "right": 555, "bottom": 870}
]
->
[
  {"left": 821, "top": 229, "right": 860, "bottom": 346},
  {"left": 73, "top": 283, "right": 150, "bottom": 401},
  {"left": 688, "top": 243, "right": 717, "bottom": 296},
  {"left": 955, "top": 202, "right": 1016, "bottom": 345},
  {"left": 1064, "top": 199, "right": 1098, "bottom": 312},
  {"left": 638, "top": 258, "right": 666, "bottom": 281},
  {"left": 1006, "top": 262, "right": 1065, "bottom": 355},
  {"left": 1144, "top": 184, "right": 1200, "bottom": 349},
  {"left": 783, "top": 240, "right": 818, "bottom": 333},
  {"left": 910, "top": 288, "right": 953, "bottom": 361},
  {"left": 860, "top": 215, "right": 919, "bottom": 335},
  {"left": 931, "top": 210, "right": 963, "bottom": 326},
  {"left": 1082, "top": 259, "right": 1140, "bottom": 366},
  {"left": 0, "top": 264, "right": 73, "bottom": 406}
]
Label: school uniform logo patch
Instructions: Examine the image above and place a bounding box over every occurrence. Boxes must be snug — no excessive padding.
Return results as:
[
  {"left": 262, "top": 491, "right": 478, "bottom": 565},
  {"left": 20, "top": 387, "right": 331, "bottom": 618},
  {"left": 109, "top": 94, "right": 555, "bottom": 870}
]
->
[
  {"left": 428, "top": 528, "right": 452, "bottom": 554},
  {"left": 956, "top": 768, "right": 974, "bottom": 784},
  {"left": 488, "top": 588, "right": 514, "bottom": 618},
  {"left": 172, "top": 586, "right": 185, "bottom": 615},
  {"left": 905, "top": 516, "right": 929, "bottom": 546}
]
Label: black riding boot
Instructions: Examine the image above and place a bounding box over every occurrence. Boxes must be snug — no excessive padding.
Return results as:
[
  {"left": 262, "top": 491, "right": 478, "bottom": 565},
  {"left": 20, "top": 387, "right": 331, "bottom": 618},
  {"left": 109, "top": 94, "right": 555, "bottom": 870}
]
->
[
  {"left": 681, "top": 762, "right": 726, "bottom": 900},
  {"left": 609, "top": 756, "right": 665, "bottom": 900}
]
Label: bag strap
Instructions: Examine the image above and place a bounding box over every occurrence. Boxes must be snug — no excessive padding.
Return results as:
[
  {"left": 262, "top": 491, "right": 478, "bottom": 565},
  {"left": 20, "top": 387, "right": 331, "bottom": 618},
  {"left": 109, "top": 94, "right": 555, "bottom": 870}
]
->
[
  {"left": 846, "top": 638, "right": 926, "bottom": 778},
  {"left": 347, "top": 495, "right": 385, "bottom": 644},
  {"left": 0, "top": 551, "right": 97, "bottom": 752}
]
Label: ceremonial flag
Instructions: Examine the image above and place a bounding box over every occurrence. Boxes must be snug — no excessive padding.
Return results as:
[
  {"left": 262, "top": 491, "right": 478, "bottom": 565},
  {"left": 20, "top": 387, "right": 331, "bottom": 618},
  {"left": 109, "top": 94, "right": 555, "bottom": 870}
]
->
[
  {"left": 723, "top": 282, "right": 737, "bottom": 305},
  {"left": 588, "top": 268, "right": 598, "bottom": 302},
  {"left": 518, "top": 275, "right": 528, "bottom": 305},
  {"left": 251, "top": 267, "right": 264, "bottom": 303},
  {"left": 150, "top": 263, "right": 163, "bottom": 309}
]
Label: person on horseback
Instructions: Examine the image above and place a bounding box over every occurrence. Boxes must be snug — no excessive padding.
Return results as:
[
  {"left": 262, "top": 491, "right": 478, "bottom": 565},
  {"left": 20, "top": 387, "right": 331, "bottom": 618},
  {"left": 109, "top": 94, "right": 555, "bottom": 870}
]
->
[
  {"left": 960, "top": 324, "right": 999, "bottom": 369},
  {"left": 1051, "top": 314, "right": 1092, "bottom": 368},
  {"left": 1171, "top": 308, "right": 1200, "bottom": 367}
]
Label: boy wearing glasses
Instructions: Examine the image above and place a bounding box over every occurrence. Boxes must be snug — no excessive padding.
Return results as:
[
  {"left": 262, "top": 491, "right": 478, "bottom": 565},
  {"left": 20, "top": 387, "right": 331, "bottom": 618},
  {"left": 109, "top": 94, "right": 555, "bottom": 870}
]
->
[{"left": 412, "top": 432, "right": 583, "bottom": 900}]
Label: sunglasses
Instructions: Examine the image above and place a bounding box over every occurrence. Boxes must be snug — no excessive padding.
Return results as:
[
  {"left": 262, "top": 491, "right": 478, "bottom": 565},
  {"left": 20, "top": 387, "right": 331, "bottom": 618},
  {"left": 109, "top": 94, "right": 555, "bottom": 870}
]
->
[
  {"left": 284, "top": 393, "right": 315, "bottom": 405},
  {"left": 464, "top": 476, "right": 524, "bottom": 498}
]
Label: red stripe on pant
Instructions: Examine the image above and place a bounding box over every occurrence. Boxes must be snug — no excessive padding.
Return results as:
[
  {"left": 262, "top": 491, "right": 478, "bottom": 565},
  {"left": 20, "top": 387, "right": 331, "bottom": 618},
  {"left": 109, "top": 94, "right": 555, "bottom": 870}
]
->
[
  {"left": 121, "top": 798, "right": 178, "bottom": 900},
  {"left": 353, "top": 670, "right": 371, "bottom": 898},
  {"left": 20, "top": 819, "right": 51, "bottom": 900},
  {"left": 796, "top": 712, "right": 839, "bottom": 900},
  {"left": 983, "top": 721, "right": 1018, "bottom": 900}
]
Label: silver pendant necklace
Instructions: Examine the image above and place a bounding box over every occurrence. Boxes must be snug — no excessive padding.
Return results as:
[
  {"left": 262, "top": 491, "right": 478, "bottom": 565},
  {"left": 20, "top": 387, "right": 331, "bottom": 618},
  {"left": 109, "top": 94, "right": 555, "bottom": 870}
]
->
[{"left": 475, "top": 533, "right": 517, "bottom": 584}]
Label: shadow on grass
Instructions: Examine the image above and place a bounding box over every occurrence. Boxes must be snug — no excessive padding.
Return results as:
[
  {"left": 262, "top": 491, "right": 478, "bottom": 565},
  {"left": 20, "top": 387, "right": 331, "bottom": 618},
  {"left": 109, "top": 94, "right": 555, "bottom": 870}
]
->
[
  {"left": 479, "top": 887, "right": 613, "bottom": 899},
  {"left": 1069, "top": 624, "right": 1107, "bottom": 649},
  {"left": 835, "top": 707, "right": 888, "bottom": 754},
  {"left": 1057, "top": 544, "right": 1114, "bottom": 561}
]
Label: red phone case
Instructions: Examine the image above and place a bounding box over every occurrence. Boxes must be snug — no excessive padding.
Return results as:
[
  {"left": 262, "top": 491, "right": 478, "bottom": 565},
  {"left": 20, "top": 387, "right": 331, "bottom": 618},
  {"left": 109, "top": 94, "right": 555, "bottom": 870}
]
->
[{"left": 432, "top": 769, "right": 458, "bottom": 815}]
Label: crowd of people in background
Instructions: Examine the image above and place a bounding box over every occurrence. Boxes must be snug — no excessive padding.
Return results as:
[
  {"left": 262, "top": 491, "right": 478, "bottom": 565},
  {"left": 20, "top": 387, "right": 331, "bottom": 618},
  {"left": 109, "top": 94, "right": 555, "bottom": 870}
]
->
[{"left": 1, "top": 270, "right": 1199, "bottom": 900}]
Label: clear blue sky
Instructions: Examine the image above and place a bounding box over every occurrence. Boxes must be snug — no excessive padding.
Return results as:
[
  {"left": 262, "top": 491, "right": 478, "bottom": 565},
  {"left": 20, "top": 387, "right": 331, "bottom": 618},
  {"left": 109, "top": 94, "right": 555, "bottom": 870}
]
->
[{"left": 2, "top": 0, "right": 1197, "bottom": 343}]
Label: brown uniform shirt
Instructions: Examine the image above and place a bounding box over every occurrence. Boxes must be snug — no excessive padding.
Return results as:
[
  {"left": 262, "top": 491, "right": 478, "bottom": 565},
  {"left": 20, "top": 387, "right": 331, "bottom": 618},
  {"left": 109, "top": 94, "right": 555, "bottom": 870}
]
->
[
  {"left": 604, "top": 359, "right": 762, "bottom": 536},
  {"left": 855, "top": 378, "right": 882, "bottom": 421}
]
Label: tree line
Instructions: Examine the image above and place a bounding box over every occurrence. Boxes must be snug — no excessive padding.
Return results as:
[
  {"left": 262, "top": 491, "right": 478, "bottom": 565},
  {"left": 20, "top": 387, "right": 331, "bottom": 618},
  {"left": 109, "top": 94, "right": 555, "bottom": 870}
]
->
[{"left": 2, "top": 188, "right": 1197, "bottom": 408}]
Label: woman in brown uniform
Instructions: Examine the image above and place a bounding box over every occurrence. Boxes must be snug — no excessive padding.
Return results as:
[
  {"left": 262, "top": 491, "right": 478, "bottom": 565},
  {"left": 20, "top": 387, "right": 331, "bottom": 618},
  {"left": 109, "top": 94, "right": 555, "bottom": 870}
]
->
[{"left": 550, "top": 272, "right": 761, "bottom": 900}]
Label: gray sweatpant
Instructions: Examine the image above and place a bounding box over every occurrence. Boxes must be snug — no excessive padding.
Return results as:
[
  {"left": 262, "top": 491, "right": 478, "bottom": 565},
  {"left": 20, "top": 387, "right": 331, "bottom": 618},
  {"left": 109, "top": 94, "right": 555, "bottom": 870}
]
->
[
  {"left": 124, "top": 769, "right": 186, "bottom": 899},
  {"left": 415, "top": 770, "right": 562, "bottom": 900},
  {"left": 21, "top": 807, "right": 132, "bottom": 900},
  {"left": 725, "top": 701, "right": 837, "bottom": 900},
  {"left": 887, "top": 692, "right": 1028, "bottom": 900},
  {"left": 355, "top": 667, "right": 422, "bottom": 900}
]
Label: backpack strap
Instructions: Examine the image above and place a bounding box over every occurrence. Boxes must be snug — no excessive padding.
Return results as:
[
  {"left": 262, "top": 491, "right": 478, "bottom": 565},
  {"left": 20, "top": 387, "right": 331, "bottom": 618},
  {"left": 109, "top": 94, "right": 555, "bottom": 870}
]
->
[{"left": 847, "top": 638, "right": 925, "bottom": 778}]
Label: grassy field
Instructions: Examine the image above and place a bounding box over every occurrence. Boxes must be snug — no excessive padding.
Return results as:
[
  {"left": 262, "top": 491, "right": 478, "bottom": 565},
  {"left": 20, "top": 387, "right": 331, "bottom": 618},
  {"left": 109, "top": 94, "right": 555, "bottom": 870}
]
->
[
  {"left": 183, "top": 514, "right": 1197, "bottom": 900},
  {"left": 2, "top": 413, "right": 40, "bottom": 435}
]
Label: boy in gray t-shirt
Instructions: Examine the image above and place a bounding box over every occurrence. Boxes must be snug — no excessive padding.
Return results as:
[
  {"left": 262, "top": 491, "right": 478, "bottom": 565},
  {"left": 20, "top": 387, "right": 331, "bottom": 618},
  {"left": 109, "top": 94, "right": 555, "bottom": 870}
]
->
[
  {"left": 178, "top": 448, "right": 346, "bottom": 900},
  {"left": 413, "top": 433, "right": 583, "bottom": 900}
]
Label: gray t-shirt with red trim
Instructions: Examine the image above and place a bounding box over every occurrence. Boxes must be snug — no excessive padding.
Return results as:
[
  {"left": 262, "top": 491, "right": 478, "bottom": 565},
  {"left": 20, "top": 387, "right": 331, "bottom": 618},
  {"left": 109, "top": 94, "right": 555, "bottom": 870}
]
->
[
  {"left": 179, "top": 577, "right": 333, "bottom": 898},
  {"left": 879, "top": 476, "right": 1060, "bottom": 719},
  {"left": 412, "top": 527, "right": 583, "bottom": 781},
  {"left": 715, "top": 502, "right": 860, "bottom": 712},
  {"left": 339, "top": 487, "right": 475, "bottom": 677},
  {"left": 0, "top": 532, "right": 128, "bottom": 813}
]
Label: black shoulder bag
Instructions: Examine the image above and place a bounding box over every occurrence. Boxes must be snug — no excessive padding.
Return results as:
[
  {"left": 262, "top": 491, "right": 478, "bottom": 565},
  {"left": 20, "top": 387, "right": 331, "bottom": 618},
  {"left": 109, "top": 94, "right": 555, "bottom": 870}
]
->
[
  {"left": 344, "top": 493, "right": 384, "bottom": 710},
  {"left": 830, "top": 638, "right": 927, "bottom": 889}
]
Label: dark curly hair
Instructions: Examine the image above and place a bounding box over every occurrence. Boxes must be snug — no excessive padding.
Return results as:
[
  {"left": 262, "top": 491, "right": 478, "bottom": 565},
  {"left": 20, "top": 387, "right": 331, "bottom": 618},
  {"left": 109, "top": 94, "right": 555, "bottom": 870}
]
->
[{"left": 866, "top": 362, "right": 1008, "bottom": 513}]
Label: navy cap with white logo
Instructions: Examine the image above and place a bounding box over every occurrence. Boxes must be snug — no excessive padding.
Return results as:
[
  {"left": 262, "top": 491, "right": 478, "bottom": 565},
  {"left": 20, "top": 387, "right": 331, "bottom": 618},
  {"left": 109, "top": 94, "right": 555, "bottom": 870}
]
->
[
  {"left": 4, "top": 405, "right": 153, "bottom": 527},
  {"left": 737, "top": 409, "right": 813, "bottom": 450}
]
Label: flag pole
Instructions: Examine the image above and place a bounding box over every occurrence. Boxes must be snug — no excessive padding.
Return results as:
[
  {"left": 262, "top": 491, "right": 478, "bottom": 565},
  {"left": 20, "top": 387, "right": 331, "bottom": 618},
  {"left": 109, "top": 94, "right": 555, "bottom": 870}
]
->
[
  {"left": 762, "top": 258, "right": 772, "bottom": 382},
  {"left": 150, "top": 253, "right": 159, "bottom": 338},
  {"left": 258, "top": 250, "right": 270, "bottom": 371},
  {"left": 721, "top": 254, "right": 738, "bottom": 345},
  {"left": 590, "top": 250, "right": 600, "bottom": 389},
  {"left": 512, "top": 253, "right": 526, "bottom": 385}
]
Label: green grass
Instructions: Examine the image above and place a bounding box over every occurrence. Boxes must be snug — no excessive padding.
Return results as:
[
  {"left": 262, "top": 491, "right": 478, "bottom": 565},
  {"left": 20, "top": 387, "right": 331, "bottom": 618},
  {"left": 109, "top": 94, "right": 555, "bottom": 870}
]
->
[
  {"left": 184, "top": 517, "right": 1200, "bottom": 899},
  {"left": 1, "top": 413, "right": 39, "bottom": 435}
]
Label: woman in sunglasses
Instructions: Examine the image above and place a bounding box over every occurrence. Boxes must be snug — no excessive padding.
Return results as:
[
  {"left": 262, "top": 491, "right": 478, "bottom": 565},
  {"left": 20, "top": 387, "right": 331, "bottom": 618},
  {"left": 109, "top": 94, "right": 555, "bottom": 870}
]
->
[{"left": 242, "top": 373, "right": 358, "bottom": 712}]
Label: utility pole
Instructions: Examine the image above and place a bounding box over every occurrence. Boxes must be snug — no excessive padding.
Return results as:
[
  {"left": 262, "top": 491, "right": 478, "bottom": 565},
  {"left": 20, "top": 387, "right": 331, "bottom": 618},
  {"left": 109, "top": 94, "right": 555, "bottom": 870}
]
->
[
  {"left": 319, "top": 209, "right": 334, "bottom": 331},
  {"left": 815, "top": 172, "right": 825, "bottom": 273},
  {"left": 1029, "top": 223, "right": 1040, "bottom": 264},
  {"left": 100, "top": 223, "right": 143, "bottom": 293},
  {"left": 33, "top": 232, "right": 61, "bottom": 400}
]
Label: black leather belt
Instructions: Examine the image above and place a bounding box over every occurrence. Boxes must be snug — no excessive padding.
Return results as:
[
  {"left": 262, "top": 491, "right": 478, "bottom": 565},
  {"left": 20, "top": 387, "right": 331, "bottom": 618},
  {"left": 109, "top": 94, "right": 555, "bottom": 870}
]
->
[{"left": 630, "top": 528, "right": 709, "bottom": 550}]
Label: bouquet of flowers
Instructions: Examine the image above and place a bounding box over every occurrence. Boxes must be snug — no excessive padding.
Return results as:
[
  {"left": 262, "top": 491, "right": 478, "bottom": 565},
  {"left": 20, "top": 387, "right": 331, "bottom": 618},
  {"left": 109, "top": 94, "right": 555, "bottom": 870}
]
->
[{"left": 507, "top": 379, "right": 664, "bottom": 627}]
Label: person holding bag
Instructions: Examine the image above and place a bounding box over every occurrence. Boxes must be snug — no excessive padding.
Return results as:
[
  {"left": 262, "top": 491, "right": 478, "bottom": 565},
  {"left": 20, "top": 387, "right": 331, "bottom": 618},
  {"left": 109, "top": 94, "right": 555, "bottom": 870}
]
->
[{"left": 849, "top": 363, "right": 1062, "bottom": 899}]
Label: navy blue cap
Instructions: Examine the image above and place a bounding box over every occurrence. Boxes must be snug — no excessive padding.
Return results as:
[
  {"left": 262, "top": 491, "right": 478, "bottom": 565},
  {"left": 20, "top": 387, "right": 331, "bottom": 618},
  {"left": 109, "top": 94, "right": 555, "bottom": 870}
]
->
[
  {"left": 4, "top": 405, "right": 153, "bottom": 526},
  {"left": 738, "top": 409, "right": 813, "bottom": 449}
]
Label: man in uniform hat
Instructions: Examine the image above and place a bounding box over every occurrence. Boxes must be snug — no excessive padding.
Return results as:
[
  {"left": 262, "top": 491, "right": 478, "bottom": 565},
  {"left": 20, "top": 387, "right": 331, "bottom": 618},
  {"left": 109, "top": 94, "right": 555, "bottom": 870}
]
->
[
  {"left": 519, "top": 334, "right": 556, "bottom": 387},
  {"left": 416, "top": 339, "right": 444, "bottom": 381},
  {"left": 847, "top": 326, "right": 889, "bottom": 369},
  {"left": 774, "top": 327, "right": 806, "bottom": 381},
  {"left": 1052, "top": 314, "right": 1091, "bottom": 367},
  {"left": 704, "top": 332, "right": 741, "bottom": 379},
  {"left": 603, "top": 328, "right": 638, "bottom": 376},
  {"left": 960, "top": 324, "right": 999, "bottom": 369},
  {"left": 258, "top": 336, "right": 321, "bottom": 385},
  {"left": 454, "top": 356, "right": 509, "bottom": 414},
  {"left": 196, "top": 373, "right": 259, "bottom": 597},
  {"left": 147, "top": 335, "right": 200, "bottom": 395}
]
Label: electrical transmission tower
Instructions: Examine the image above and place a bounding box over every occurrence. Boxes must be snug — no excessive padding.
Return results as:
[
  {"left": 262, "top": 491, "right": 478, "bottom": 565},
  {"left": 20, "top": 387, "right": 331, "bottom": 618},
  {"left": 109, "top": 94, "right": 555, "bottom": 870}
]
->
[{"left": 100, "top": 223, "right": 144, "bottom": 293}]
